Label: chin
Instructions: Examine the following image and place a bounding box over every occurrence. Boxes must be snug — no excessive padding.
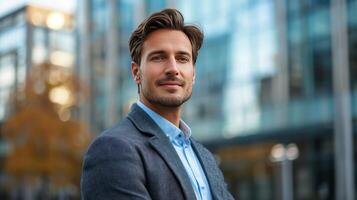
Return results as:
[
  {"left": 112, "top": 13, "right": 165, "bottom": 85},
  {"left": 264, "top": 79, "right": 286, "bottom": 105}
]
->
[
  {"left": 142, "top": 87, "right": 192, "bottom": 107},
  {"left": 147, "top": 95, "right": 190, "bottom": 107}
]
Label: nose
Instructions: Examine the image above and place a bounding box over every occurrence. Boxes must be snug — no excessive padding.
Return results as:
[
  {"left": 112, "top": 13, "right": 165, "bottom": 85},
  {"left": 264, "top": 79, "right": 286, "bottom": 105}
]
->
[{"left": 165, "top": 56, "right": 179, "bottom": 76}]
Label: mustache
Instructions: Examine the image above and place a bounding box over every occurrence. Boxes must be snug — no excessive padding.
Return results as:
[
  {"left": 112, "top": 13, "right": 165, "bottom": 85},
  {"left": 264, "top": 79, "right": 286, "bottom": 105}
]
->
[{"left": 156, "top": 76, "right": 186, "bottom": 86}]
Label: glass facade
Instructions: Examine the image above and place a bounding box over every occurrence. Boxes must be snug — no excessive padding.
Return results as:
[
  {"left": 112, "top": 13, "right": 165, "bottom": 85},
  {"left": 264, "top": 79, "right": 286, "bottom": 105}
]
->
[
  {"left": 0, "top": 6, "right": 75, "bottom": 123},
  {"left": 177, "top": 0, "right": 353, "bottom": 142},
  {"left": 350, "top": 0, "right": 357, "bottom": 99},
  {"left": 0, "top": 4, "right": 78, "bottom": 198},
  {"left": 0, "top": 8, "right": 27, "bottom": 122},
  {"left": 77, "top": 0, "right": 357, "bottom": 199}
]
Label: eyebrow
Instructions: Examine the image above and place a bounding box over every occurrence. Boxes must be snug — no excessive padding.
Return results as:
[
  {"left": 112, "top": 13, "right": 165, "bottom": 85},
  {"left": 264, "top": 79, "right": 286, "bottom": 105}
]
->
[
  {"left": 176, "top": 51, "right": 191, "bottom": 57},
  {"left": 147, "top": 50, "right": 191, "bottom": 58},
  {"left": 147, "top": 50, "right": 165, "bottom": 58}
]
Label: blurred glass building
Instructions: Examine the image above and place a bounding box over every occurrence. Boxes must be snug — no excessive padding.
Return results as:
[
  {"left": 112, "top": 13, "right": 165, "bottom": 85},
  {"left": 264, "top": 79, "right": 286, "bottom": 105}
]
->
[
  {"left": 0, "top": 2, "right": 77, "bottom": 198},
  {"left": 77, "top": 0, "right": 357, "bottom": 199},
  {"left": 0, "top": 4, "right": 75, "bottom": 129},
  {"left": 0, "top": 6, "right": 75, "bottom": 137}
]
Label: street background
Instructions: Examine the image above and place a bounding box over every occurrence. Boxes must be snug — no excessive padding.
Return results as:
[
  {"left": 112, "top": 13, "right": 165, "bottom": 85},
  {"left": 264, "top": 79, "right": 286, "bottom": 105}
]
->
[{"left": 0, "top": 0, "right": 356, "bottom": 199}]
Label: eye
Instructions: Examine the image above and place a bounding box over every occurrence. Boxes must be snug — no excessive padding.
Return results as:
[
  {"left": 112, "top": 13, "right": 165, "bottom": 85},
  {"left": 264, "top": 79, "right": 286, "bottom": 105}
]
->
[
  {"left": 150, "top": 55, "right": 165, "bottom": 62},
  {"left": 176, "top": 55, "right": 190, "bottom": 63}
]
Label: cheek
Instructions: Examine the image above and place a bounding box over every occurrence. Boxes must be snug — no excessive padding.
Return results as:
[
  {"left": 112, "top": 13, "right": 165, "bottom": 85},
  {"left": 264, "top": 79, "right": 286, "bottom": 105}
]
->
[
  {"left": 184, "top": 69, "right": 195, "bottom": 82},
  {"left": 140, "top": 70, "right": 158, "bottom": 87},
  {"left": 185, "top": 75, "right": 194, "bottom": 89},
  {"left": 142, "top": 64, "right": 162, "bottom": 78}
]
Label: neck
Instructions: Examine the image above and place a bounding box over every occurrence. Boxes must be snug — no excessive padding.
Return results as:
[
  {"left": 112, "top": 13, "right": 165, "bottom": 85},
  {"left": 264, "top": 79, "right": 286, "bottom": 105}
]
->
[{"left": 140, "top": 98, "right": 182, "bottom": 127}]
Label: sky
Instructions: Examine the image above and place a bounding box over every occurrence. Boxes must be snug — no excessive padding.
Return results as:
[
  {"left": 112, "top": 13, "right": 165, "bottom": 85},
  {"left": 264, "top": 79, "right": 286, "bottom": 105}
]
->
[{"left": 0, "top": 0, "right": 76, "bottom": 16}]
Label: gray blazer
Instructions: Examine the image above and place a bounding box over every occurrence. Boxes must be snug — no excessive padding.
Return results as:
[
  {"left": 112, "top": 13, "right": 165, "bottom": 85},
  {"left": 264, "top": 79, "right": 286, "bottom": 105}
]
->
[{"left": 81, "top": 103, "right": 235, "bottom": 200}]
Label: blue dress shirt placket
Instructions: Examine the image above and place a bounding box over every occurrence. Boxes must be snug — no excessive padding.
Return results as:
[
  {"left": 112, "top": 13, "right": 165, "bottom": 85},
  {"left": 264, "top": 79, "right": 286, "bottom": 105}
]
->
[{"left": 180, "top": 137, "right": 209, "bottom": 199}]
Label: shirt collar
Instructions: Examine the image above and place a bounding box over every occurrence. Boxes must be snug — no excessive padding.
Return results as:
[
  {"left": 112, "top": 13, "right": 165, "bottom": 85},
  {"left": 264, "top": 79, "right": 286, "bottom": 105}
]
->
[{"left": 137, "top": 101, "right": 192, "bottom": 142}]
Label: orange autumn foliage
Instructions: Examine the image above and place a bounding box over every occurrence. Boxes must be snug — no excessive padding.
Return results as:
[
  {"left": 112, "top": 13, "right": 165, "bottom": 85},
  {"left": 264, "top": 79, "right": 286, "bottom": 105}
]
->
[{"left": 2, "top": 62, "right": 92, "bottom": 188}]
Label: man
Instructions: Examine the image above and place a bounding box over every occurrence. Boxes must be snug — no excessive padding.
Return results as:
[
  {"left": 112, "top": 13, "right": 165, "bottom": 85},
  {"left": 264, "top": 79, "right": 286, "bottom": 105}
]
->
[{"left": 81, "top": 8, "right": 235, "bottom": 200}]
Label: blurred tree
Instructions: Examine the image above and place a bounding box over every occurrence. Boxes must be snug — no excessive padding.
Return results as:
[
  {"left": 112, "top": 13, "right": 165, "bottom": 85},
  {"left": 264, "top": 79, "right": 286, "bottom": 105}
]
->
[{"left": 1, "top": 62, "right": 92, "bottom": 198}]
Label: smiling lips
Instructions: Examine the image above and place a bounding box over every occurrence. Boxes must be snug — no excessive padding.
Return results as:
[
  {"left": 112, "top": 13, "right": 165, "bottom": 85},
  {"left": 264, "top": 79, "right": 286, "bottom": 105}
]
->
[
  {"left": 160, "top": 81, "right": 182, "bottom": 87},
  {"left": 156, "top": 78, "right": 185, "bottom": 88}
]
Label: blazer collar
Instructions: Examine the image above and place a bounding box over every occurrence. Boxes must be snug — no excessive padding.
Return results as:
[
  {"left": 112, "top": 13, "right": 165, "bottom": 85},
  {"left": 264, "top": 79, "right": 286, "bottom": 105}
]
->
[
  {"left": 127, "top": 103, "right": 163, "bottom": 138},
  {"left": 127, "top": 103, "right": 197, "bottom": 199}
]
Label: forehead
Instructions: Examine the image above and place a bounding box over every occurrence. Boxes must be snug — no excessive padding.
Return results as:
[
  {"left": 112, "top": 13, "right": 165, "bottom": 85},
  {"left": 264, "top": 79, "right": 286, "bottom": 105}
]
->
[{"left": 141, "top": 29, "right": 192, "bottom": 56}]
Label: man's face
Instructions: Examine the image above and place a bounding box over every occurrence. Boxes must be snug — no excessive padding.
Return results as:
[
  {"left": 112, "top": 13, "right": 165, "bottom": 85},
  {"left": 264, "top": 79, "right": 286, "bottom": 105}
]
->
[{"left": 132, "top": 29, "right": 195, "bottom": 108}]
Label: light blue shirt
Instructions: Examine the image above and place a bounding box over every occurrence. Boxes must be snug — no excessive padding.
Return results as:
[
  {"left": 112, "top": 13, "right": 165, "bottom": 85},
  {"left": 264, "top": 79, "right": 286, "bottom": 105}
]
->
[{"left": 137, "top": 101, "right": 212, "bottom": 200}]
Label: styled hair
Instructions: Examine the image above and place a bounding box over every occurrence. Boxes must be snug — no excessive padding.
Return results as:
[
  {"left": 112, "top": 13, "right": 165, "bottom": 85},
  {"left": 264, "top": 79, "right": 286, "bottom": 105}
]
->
[{"left": 129, "top": 8, "right": 204, "bottom": 65}]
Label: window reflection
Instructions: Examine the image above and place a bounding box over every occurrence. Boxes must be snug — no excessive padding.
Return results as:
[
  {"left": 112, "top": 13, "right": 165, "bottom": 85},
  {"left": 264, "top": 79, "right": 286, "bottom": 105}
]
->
[{"left": 0, "top": 53, "right": 16, "bottom": 120}]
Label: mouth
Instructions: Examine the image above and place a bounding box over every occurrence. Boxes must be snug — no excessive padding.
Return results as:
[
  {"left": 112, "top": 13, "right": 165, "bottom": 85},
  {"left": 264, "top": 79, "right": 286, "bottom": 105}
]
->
[
  {"left": 159, "top": 81, "right": 182, "bottom": 87},
  {"left": 157, "top": 79, "right": 185, "bottom": 88},
  {"left": 158, "top": 83, "right": 182, "bottom": 90}
]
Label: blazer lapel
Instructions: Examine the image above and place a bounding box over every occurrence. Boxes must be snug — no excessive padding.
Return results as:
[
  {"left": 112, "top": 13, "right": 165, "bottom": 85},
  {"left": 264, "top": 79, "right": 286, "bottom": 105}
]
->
[
  {"left": 127, "top": 104, "right": 196, "bottom": 199},
  {"left": 191, "top": 139, "right": 223, "bottom": 200},
  {"left": 149, "top": 137, "right": 196, "bottom": 199}
]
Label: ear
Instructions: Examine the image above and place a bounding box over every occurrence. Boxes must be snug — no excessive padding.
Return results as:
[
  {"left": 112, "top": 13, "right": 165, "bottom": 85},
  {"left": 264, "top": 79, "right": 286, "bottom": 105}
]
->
[{"left": 131, "top": 61, "right": 141, "bottom": 84}]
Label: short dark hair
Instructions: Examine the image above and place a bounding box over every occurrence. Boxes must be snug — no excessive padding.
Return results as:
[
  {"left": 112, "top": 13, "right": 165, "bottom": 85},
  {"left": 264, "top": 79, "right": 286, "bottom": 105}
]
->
[{"left": 129, "top": 8, "right": 204, "bottom": 65}]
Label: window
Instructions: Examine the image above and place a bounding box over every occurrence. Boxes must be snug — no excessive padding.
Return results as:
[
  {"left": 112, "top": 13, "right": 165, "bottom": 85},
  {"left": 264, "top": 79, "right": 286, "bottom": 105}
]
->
[{"left": 0, "top": 53, "right": 17, "bottom": 120}]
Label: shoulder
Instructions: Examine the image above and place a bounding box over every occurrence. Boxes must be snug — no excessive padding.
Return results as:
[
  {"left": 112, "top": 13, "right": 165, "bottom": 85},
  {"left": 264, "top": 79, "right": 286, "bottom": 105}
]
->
[
  {"left": 95, "top": 116, "right": 144, "bottom": 143},
  {"left": 81, "top": 118, "right": 151, "bottom": 199},
  {"left": 102, "top": 117, "right": 137, "bottom": 138},
  {"left": 83, "top": 117, "right": 146, "bottom": 163}
]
